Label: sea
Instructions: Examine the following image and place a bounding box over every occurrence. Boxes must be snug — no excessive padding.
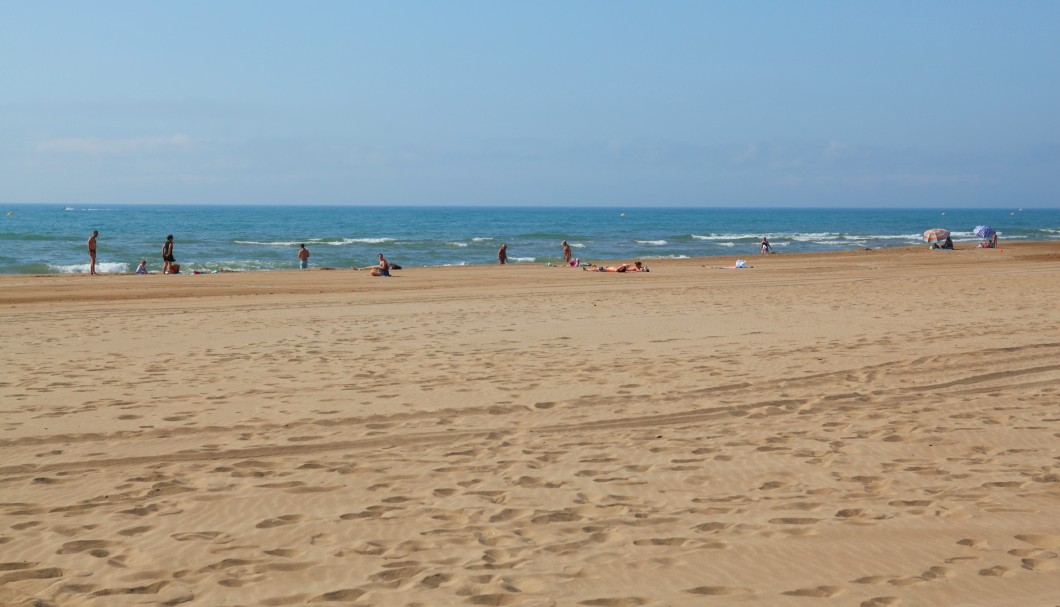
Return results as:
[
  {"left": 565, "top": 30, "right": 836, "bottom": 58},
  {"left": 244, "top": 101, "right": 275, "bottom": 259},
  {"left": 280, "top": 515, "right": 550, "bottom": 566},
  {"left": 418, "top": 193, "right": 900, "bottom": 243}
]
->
[{"left": 1, "top": 205, "right": 1058, "bottom": 275}]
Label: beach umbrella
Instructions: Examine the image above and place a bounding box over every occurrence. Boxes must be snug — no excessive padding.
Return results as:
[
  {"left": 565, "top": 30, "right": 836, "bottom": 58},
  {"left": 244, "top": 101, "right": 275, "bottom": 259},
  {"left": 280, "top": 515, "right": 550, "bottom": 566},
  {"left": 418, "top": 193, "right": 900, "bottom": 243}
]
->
[
  {"left": 923, "top": 228, "right": 950, "bottom": 243},
  {"left": 973, "top": 225, "right": 996, "bottom": 239}
]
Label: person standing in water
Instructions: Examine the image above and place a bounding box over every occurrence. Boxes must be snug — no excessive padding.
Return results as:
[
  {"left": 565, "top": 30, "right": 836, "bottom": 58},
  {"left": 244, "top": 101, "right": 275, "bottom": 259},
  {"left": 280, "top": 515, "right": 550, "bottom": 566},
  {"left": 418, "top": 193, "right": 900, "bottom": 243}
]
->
[
  {"left": 162, "top": 235, "right": 175, "bottom": 274},
  {"left": 298, "top": 244, "right": 310, "bottom": 269},
  {"left": 498, "top": 243, "right": 508, "bottom": 265},
  {"left": 87, "top": 230, "right": 98, "bottom": 275},
  {"left": 562, "top": 240, "right": 572, "bottom": 264}
]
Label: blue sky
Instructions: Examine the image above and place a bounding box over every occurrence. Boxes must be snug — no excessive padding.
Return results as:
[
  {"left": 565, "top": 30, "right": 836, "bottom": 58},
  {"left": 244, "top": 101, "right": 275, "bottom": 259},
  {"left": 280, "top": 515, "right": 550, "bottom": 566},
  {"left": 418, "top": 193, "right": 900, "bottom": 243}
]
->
[{"left": 3, "top": 1, "right": 1058, "bottom": 206}]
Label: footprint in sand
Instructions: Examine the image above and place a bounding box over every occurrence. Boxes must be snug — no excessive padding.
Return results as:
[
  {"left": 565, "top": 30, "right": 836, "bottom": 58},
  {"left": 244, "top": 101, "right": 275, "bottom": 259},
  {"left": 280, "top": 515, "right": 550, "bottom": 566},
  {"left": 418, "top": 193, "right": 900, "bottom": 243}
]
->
[
  {"left": 919, "top": 566, "right": 955, "bottom": 580},
  {"left": 310, "top": 588, "right": 367, "bottom": 602},
  {"left": 0, "top": 567, "right": 63, "bottom": 584},
  {"left": 1015, "top": 534, "right": 1060, "bottom": 549},
  {"left": 56, "top": 539, "right": 113, "bottom": 555},
  {"left": 768, "top": 517, "right": 820, "bottom": 525},
  {"left": 1020, "top": 558, "right": 1059, "bottom": 572},
  {"left": 91, "top": 580, "right": 169, "bottom": 596},
  {"left": 578, "top": 599, "right": 649, "bottom": 607},
  {"left": 256, "top": 514, "right": 305, "bottom": 529},
  {"left": 685, "top": 586, "right": 752, "bottom": 596},
  {"left": 781, "top": 586, "right": 844, "bottom": 597},
  {"left": 693, "top": 522, "right": 733, "bottom": 533},
  {"left": 633, "top": 537, "right": 691, "bottom": 547},
  {"left": 369, "top": 565, "right": 425, "bottom": 587},
  {"left": 852, "top": 576, "right": 889, "bottom": 584},
  {"left": 419, "top": 572, "right": 453, "bottom": 589},
  {"left": 978, "top": 565, "right": 1013, "bottom": 577},
  {"left": 171, "top": 531, "right": 229, "bottom": 542},
  {"left": 467, "top": 593, "right": 521, "bottom": 606},
  {"left": 264, "top": 548, "right": 302, "bottom": 557},
  {"left": 861, "top": 597, "right": 901, "bottom": 607}
]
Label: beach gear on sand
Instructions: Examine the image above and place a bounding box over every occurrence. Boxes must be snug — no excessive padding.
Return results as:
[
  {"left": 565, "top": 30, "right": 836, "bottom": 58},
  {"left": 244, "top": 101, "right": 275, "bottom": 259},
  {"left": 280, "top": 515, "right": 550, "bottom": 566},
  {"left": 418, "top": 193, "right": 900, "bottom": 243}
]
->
[{"left": 923, "top": 228, "right": 950, "bottom": 244}]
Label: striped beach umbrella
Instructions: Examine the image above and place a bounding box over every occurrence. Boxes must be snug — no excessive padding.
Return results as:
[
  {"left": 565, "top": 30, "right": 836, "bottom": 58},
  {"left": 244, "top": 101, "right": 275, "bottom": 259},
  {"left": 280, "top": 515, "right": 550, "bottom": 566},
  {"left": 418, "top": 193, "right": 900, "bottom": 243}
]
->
[
  {"left": 973, "top": 225, "right": 996, "bottom": 239},
  {"left": 923, "top": 228, "right": 950, "bottom": 243}
]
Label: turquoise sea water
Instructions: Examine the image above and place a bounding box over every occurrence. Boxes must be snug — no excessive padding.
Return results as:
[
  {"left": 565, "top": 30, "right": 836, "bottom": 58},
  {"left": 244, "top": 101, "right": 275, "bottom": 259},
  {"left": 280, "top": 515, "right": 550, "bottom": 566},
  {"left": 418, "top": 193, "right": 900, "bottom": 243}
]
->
[{"left": 1, "top": 205, "right": 1057, "bottom": 274}]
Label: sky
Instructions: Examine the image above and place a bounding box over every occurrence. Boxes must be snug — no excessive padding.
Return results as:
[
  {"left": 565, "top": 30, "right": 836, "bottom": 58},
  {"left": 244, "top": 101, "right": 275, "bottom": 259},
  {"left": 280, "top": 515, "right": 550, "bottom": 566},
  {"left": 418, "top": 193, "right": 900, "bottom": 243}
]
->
[{"left": 2, "top": 1, "right": 1059, "bottom": 207}]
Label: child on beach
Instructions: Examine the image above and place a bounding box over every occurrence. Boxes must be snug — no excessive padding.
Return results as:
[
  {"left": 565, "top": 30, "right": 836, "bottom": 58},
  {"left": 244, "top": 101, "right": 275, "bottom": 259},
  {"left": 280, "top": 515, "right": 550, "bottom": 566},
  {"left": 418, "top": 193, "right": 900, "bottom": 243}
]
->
[{"left": 135, "top": 260, "right": 148, "bottom": 274}]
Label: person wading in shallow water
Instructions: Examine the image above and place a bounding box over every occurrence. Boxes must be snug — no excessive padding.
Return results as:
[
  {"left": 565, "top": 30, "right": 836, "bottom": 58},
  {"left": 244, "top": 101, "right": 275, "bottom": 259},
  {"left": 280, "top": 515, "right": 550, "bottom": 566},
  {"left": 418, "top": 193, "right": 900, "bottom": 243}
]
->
[
  {"left": 87, "top": 230, "right": 98, "bottom": 275},
  {"left": 498, "top": 243, "right": 508, "bottom": 265}
]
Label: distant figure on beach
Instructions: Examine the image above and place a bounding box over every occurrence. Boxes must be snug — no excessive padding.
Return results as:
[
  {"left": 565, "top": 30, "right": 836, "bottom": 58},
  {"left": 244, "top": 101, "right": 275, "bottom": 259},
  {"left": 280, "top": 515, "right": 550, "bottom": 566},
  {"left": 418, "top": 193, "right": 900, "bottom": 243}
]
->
[
  {"left": 585, "top": 261, "right": 648, "bottom": 273},
  {"left": 136, "top": 259, "right": 148, "bottom": 274},
  {"left": 298, "top": 244, "right": 310, "bottom": 269},
  {"left": 932, "top": 236, "right": 955, "bottom": 250},
  {"left": 760, "top": 237, "right": 772, "bottom": 254},
  {"left": 369, "top": 253, "right": 391, "bottom": 276},
  {"left": 87, "top": 230, "right": 98, "bottom": 275},
  {"left": 979, "top": 233, "right": 999, "bottom": 248},
  {"left": 162, "top": 235, "right": 175, "bottom": 274},
  {"left": 562, "top": 241, "right": 572, "bottom": 264},
  {"left": 498, "top": 243, "right": 507, "bottom": 265},
  {"left": 353, "top": 254, "right": 391, "bottom": 276}
]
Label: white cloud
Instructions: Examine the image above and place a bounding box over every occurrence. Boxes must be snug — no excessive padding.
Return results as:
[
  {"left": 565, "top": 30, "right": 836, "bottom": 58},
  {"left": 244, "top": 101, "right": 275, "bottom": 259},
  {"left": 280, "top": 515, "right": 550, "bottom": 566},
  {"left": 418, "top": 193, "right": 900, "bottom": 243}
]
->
[{"left": 36, "top": 135, "right": 193, "bottom": 156}]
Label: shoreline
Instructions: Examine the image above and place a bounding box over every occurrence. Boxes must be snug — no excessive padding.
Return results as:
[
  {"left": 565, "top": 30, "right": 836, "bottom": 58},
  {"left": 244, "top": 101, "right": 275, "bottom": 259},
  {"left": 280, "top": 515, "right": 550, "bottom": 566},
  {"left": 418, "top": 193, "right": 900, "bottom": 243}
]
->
[{"left": 0, "top": 240, "right": 1051, "bottom": 306}]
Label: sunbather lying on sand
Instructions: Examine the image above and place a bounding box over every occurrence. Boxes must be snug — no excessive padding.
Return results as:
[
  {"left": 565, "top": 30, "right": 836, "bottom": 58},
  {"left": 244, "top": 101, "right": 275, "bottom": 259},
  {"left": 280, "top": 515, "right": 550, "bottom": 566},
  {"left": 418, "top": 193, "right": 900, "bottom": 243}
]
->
[{"left": 585, "top": 261, "right": 648, "bottom": 273}]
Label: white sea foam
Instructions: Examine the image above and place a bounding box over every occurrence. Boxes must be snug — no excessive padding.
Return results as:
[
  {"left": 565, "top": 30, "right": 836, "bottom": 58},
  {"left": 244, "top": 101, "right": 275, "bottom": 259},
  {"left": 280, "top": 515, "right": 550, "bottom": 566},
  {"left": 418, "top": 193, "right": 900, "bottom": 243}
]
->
[
  {"left": 571, "top": 242, "right": 586, "bottom": 248},
  {"left": 789, "top": 232, "right": 841, "bottom": 242},
  {"left": 692, "top": 233, "right": 760, "bottom": 241},
  {"left": 471, "top": 237, "right": 493, "bottom": 242},
  {"left": 236, "top": 237, "right": 397, "bottom": 246},
  {"left": 235, "top": 240, "right": 303, "bottom": 247},
  {"left": 447, "top": 242, "right": 469, "bottom": 247},
  {"left": 869, "top": 234, "right": 924, "bottom": 240},
  {"left": 342, "top": 237, "right": 395, "bottom": 244},
  {"left": 816, "top": 240, "right": 864, "bottom": 246},
  {"left": 636, "top": 240, "right": 667, "bottom": 246},
  {"left": 51, "top": 262, "right": 129, "bottom": 273},
  {"left": 510, "top": 256, "right": 536, "bottom": 263},
  {"left": 641, "top": 254, "right": 690, "bottom": 259},
  {"left": 717, "top": 242, "right": 735, "bottom": 247}
]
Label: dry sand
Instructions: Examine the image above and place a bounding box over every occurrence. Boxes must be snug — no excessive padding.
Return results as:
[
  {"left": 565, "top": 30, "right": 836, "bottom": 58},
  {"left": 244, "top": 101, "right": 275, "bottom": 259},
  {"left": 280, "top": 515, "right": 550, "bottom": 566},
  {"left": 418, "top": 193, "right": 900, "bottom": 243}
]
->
[{"left": 1, "top": 243, "right": 1058, "bottom": 607}]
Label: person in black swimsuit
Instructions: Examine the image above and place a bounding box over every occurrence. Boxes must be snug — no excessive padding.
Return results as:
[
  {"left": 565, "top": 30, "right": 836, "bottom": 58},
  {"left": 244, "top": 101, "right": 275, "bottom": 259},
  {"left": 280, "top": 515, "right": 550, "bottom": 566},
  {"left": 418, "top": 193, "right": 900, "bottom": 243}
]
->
[
  {"left": 162, "top": 235, "right": 175, "bottom": 274},
  {"left": 87, "top": 230, "right": 98, "bottom": 275}
]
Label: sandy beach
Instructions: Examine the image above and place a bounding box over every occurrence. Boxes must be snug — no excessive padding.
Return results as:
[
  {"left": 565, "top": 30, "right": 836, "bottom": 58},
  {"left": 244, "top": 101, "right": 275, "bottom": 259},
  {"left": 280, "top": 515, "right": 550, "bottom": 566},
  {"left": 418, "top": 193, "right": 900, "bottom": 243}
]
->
[{"left": 1, "top": 243, "right": 1058, "bottom": 607}]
